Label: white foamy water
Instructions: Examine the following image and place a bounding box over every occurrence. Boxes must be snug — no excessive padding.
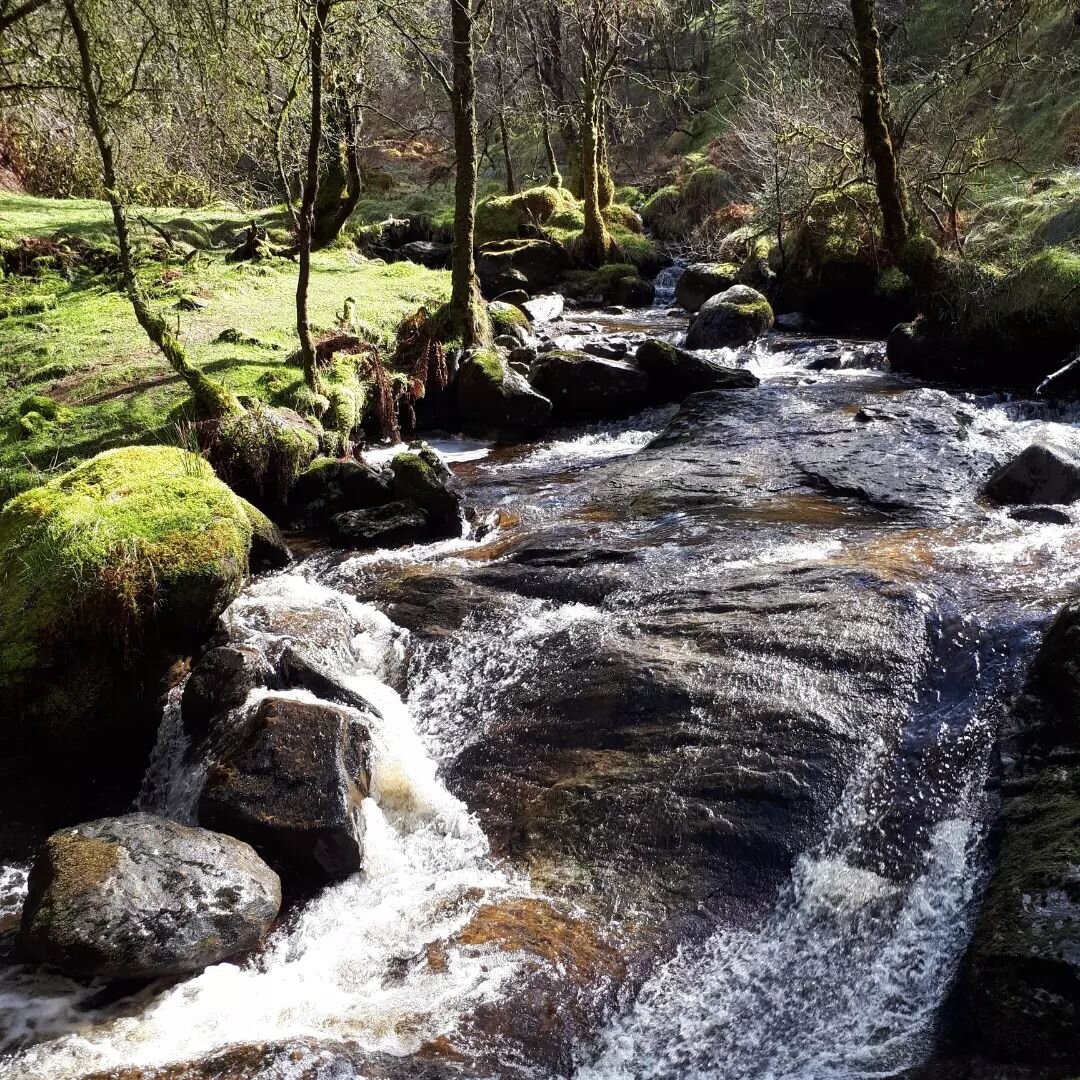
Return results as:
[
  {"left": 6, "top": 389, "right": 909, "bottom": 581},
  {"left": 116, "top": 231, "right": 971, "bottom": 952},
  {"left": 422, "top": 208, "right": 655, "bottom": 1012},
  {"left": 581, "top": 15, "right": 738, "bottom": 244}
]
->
[
  {"left": 363, "top": 436, "right": 492, "bottom": 467},
  {"left": 0, "top": 574, "right": 527, "bottom": 1079}
]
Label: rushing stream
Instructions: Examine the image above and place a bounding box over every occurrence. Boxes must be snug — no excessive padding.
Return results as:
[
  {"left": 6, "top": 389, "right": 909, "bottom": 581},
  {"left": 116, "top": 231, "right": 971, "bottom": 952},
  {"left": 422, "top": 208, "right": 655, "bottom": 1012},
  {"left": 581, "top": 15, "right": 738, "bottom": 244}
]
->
[{"left": 1, "top": 309, "right": 1079, "bottom": 1079}]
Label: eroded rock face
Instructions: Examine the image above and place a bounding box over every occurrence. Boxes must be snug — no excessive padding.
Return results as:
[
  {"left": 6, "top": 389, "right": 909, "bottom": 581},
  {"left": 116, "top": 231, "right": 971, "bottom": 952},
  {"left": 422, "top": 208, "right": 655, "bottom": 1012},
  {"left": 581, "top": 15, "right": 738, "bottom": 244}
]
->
[
  {"left": 20, "top": 814, "right": 280, "bottom": 979},
  {"left": 530, "top": 350, "right": 649, "bottom": 421},
  {"left": 199, "top": 696, "right": 371, "bottom": 885},
  {"left": 982, "top": 437, "right": 1080, "bottom": 505},
  {"left": 960, "top": 600, "right": 1080, "bottom": 1067},
  {"left": 685, "top": 285, "right": 774, "bottom": 349}
]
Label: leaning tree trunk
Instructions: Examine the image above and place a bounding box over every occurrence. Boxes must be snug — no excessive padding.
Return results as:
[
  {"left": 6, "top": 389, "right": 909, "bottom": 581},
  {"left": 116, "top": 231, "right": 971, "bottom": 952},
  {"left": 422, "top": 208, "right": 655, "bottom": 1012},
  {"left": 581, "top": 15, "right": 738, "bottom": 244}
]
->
[
  {"left": 296, "top": 0, "right": 331, "bottom": 394},
  {"left": 580, "top": 81, "right": 611, "bottom": 266},
  {"left": 449, "top": 0, "right": 485, "bottom": 350},
  {"left": 850, "top": 0, "right": 908, "bottom": 257},
  {"left": 65, "top": 0, "right": 239, "bottom": 419},
  {"left": 499, "top": 110, "right": 516, "bottom": 195}
]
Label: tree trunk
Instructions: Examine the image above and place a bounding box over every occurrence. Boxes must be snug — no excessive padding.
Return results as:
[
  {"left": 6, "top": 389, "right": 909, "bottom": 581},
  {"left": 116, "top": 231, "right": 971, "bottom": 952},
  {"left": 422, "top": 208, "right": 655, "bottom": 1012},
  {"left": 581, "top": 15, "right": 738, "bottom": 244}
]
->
[
  {"left": 64, "top": 0, "right": 238, "bottom": 418},
  {"left": 449, "top": 0, "right": 485, "bottom": 350},
  {"left": 312, "top": 80, "right": 363, "bottom": 249},
  {"left": 297, "top": 0, "right": 331, "bottom": 394},
  {"left": 580, "top": 82, "right": 611, "bottom": 266},
  {"left": 499, "top": 110, "right": 516, "bottom": 195},
  {"left": 850, "top": 0, "right": 908, "bottom": 256}
]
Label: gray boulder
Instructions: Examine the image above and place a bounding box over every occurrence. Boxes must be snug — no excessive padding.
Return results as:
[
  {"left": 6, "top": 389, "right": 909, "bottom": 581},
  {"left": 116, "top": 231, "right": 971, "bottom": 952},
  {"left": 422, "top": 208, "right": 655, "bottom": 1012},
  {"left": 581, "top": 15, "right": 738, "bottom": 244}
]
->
[
  {"left": 530, "top": 350, "right": 649, "bottom": 422},
  {"left": 520, "top": 294, "right": 564, "bottom": 324},
  {"left": 20, "top": 814, "right": 280, "bottom": 979},
  {"left": 675, "top": 262, "right": 738, "bottom": 312},
  {"left": 331, "top": 501, "right": 438, "bottom": 548},
  {"left": 636, "top": 338, "right": 760, "bottom": 400},
  {"left": 611, "top": 276, "right": 655, "bottom": 308},
  {"left": 685, "top": 285, "right": 774, "bottom": 349},
  {"left": 289, "top": 459, "right": 393, "bottom": 526},
  {"left": 399, "top": 240, "right": 451, "bottom": 269},
  {"left": 983, "top": 437, "right": 1080, "bottom": 505},
  {"left": 199, "top": 695, "right": 371, "bottom": 885}
]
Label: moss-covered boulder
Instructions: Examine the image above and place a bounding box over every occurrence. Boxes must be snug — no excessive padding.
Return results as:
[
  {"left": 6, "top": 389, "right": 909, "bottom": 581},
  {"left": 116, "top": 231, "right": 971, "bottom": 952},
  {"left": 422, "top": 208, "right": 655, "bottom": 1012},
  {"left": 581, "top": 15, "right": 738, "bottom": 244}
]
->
[
  {"left": 477, "top": 239, "right": 570, "bottom": 294},
  {"left": 454, "top": 349, "right": 553, "bottom": 434},
  {"left": 0, "top": 446, "right": 284, "bottom": 769},
  {"left": 288, "top": 457, "right": 393, "bottom": 526},
  {"left": 611, "top": 275, "right": 655, "bottom": 308},
  {"left": 685, "top": 285, "right": 774, "bottom": 349},
  {"left": 636, "top": 339, "right": 760, "bottom": 400},
  {"left": 21, "top": 814, "right": 280, "bottom": 979},
  {"left": 391, "top": 446, "right": 462, "bottom": 529},
  {"left": 675, "top": 263, "right": 739, "bottom": 313}
]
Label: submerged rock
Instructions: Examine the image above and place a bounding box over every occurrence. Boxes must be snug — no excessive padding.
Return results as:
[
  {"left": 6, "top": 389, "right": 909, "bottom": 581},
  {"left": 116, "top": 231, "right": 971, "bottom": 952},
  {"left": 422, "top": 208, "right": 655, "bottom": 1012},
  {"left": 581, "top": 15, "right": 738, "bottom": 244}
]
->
[
  {"left": 331, "top": 500, "right": 438, "bottom": 548},
  {"left": 636, "top": 338, "right": 759, "bottom": 399},
  {"left": 20, "top": 814, "right": 280, "bottom": 979},
  {"left": 454, "top": 349, "right": 553, "bottom": 433},
  {"left": 982, "top": 437, "right": 1080, "bottom": 505},
  {"left": 199, "top": 695, "right": 371, "bottom": 885},
  {"left": 685, "top": 285, "right": 774, "bottom": 349},
  {"left": 530, "top": 350, "right": 649, "bottom": 421},
  {"left": 675, "top": 262, "right": 738, "bottom": 312}
]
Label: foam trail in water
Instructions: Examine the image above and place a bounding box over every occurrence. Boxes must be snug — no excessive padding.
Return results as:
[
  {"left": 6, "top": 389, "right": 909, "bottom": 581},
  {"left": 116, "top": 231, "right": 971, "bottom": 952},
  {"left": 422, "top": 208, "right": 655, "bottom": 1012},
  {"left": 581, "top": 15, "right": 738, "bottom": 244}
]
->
[{"left": 0, "top": 574, "right": 526, "bottom": 1080}]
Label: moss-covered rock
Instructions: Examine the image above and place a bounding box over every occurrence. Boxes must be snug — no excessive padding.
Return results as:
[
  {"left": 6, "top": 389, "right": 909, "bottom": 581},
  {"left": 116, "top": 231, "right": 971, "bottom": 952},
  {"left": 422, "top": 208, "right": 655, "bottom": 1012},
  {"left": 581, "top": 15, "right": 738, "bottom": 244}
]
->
[
  {"left": 675, "top": 263, "right": 740, "bottom": 313},
  {"left": 477, "top": 239, "right": 570, "bottom": 293},
  {"left": 685, "top": 285, "right": 774, "bottom": 349},
  {"left": 636, "top": 338, "right": 760, "bottom": 399},
  {"left": 0, "top": 446, "right": 280, "bottom": 768},
  {"left": 610, "top": 275, "right": 655, "bottom": 308},
  {"left": 529, "top": 350, "right": 649, "bottom": 422},
  {"left": 454, "top": 349, "right": 553, "bottom": 434},
  {"left": 488, "top": 301, "right": 529, "bottom": 337},
  {"left": 390, "top": 446, "right": 462, "bottom": 529},
  {"left": 475, "top": 186, "right": 581, "bottom": 246}
]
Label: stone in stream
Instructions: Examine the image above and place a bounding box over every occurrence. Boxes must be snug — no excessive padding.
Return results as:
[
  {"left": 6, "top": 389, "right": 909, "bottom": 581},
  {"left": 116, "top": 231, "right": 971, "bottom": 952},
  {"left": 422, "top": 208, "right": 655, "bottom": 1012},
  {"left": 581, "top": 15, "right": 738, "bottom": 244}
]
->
[
  {"left": 529, "top": 349, "right": 650, "bottom": 421},
  {"left": 199, "top": 695, "right": 371, "bottom": 885},
  {"left": 391, "top": 446, "right": 462, "bottom": 528},
  {"left": 610, "top": 275, "right": 655, "bottom": 308},
  {"left": 20, "top": 814, "right": 280, "bottom": 979},
  {"left": 635, "top": 338, "right": 760, "bottom": 398},
  {"left": 331, "top": 500, "right": 439, "bottom": 548},
  {"left": 982, "top": 436, "right": 1080, "bottom": 505},
  {"left": 182, "top": 644, "right": 274, "bottom": 743},
  {"left": 288, "top": 458, "right": 393, "bottom": 525},
  {"left": 685, "top": 285, "right": 775, "bottom": 349},
  {"left": 454, "top": 349, "right": 552, "bottom": 433},
  {"left": 675, "top": 261, "right": 739, "bottom": 312},
  {"left": 520, "top": 294, "right": 564, "bottom": 323}
]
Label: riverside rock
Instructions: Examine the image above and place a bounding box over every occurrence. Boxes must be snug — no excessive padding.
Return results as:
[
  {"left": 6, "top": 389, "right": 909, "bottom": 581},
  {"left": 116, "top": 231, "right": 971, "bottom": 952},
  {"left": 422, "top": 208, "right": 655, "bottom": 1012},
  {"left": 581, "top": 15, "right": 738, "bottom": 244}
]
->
[
  {"left": 530, "top": 350, "right": 649, "bottom": 421},
  {"left": 199, "top": 696, "right": 372, "bottom": 885},
  {"left": 675, "top": 262, "right": 738, "bottom": 312},
  {"left": 454, "top": 349, "right": 553, "bottom": 433},
  {"left": 982, "top": 436, "right": 1080, "bottom": 505},
  {"left": 685, "top": 285, "right": 774, "bottom": 349},
  {"left": 20, "top": 814, "right": 280, "bottom": 979},
  {"left": 636, "top": 338, "right": 760, "bottom": 399}
]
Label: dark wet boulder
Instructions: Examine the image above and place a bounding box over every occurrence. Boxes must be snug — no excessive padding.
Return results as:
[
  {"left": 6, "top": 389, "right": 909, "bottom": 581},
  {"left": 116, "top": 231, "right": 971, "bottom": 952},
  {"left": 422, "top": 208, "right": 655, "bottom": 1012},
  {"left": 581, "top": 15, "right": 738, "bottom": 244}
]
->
[
  {"left": 182, "top": 644, "right": 274, "bottom": 743},
  {"left": 982, "top": 437, "right": 1080, "bottom": 505},
  {"left": 331, "top": 501, "right": 438, "bottom": 549},
  {"left": 1008, "top": 505, "right": 1073, "bottom": 525},
  {"left": 199, "top": 695, "right": 371, "bottom": 885},
  {"left": 675, "top": 262, "right": 738, "bottom": 312},
  {"left": 288, "top": 458, "right": 393, "bottom": 524},
  {"left": 685, "top": 285, "right": 774, "bottom": 349},
  {"left": 886, "top": 319, "right": 958, "bottom": 381},
  {"left": 1036, "top": 353, "right": 1080, "bottom": 400},
  {"left": 520, "top": 294, "right": 564, "bottom": 324},
  {"left": 20, "top": 814, "right": 280, "bottom": 979},
  {"left": 530, "top": 350, "right": 649, "bottom": 422},
  {"left": 961, "top": 600, "right": 1080, "bottom": 1066},
  {"left": 454, "top": 349, "right": 553, "bottom": 434},
  {"left": 611, "top": 275, "right": 655, "bottom": 308},
  {"left": 399, "top": 240, "right": 451, "bottom": 269},
  {"left": 477, "top": 239, "right": 569, "bottom": 292},
  {"left": 636, "top": 338, "right": 759, "bottom": 400},
  {"left": 391, "top": 446, "right": 463, "bottom": 529}
]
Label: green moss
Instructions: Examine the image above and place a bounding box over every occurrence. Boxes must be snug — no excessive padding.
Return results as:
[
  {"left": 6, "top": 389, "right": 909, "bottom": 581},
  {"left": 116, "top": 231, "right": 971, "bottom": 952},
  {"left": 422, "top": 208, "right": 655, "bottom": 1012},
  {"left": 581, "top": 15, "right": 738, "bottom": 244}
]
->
[
  {"left": 0, "top": 293, "right": 58, "bottom": 320},
  {"left": 19, "top": 394, "right": 63, "bottom": 420},
  {"left": 475, "top": 186, "right": 581, "bottom": 246},
  {"left": 562, "top": 263, "right": 638, "bottom": 302},
  {"left": 488, "top": 301, "right": 528, "bottom": 336},
  {"left": 471, "top": 348, "right": 506, "bottom": 385},
  {"left": 0, "top": 446, "right": 259, "bottom": 695}
]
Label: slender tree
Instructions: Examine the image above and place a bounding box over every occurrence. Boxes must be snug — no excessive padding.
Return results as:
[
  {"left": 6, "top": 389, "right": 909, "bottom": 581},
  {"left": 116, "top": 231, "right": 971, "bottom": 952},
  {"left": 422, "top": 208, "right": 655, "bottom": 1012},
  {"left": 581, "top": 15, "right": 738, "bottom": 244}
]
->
[
  {"left": 848, "top": 0, "right": 908, "bottom": 256},
  {"left": 63, "top": 0, "right": 238, "bottom": 417}
]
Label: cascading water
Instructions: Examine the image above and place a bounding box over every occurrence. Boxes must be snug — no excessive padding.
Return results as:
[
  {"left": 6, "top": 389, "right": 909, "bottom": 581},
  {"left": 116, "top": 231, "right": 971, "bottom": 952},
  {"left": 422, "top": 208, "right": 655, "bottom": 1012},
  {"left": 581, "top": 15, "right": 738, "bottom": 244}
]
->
[{"left": 0, "top": 324, "right": 1077, "bottom": 1080}]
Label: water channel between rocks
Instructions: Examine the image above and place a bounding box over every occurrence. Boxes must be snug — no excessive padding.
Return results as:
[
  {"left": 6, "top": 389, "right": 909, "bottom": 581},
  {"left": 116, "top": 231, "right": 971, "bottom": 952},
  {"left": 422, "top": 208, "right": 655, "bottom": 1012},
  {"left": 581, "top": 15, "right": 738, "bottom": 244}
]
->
[{"left": 2, "top": 305, "right": 1078, "bottom": 1080}]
